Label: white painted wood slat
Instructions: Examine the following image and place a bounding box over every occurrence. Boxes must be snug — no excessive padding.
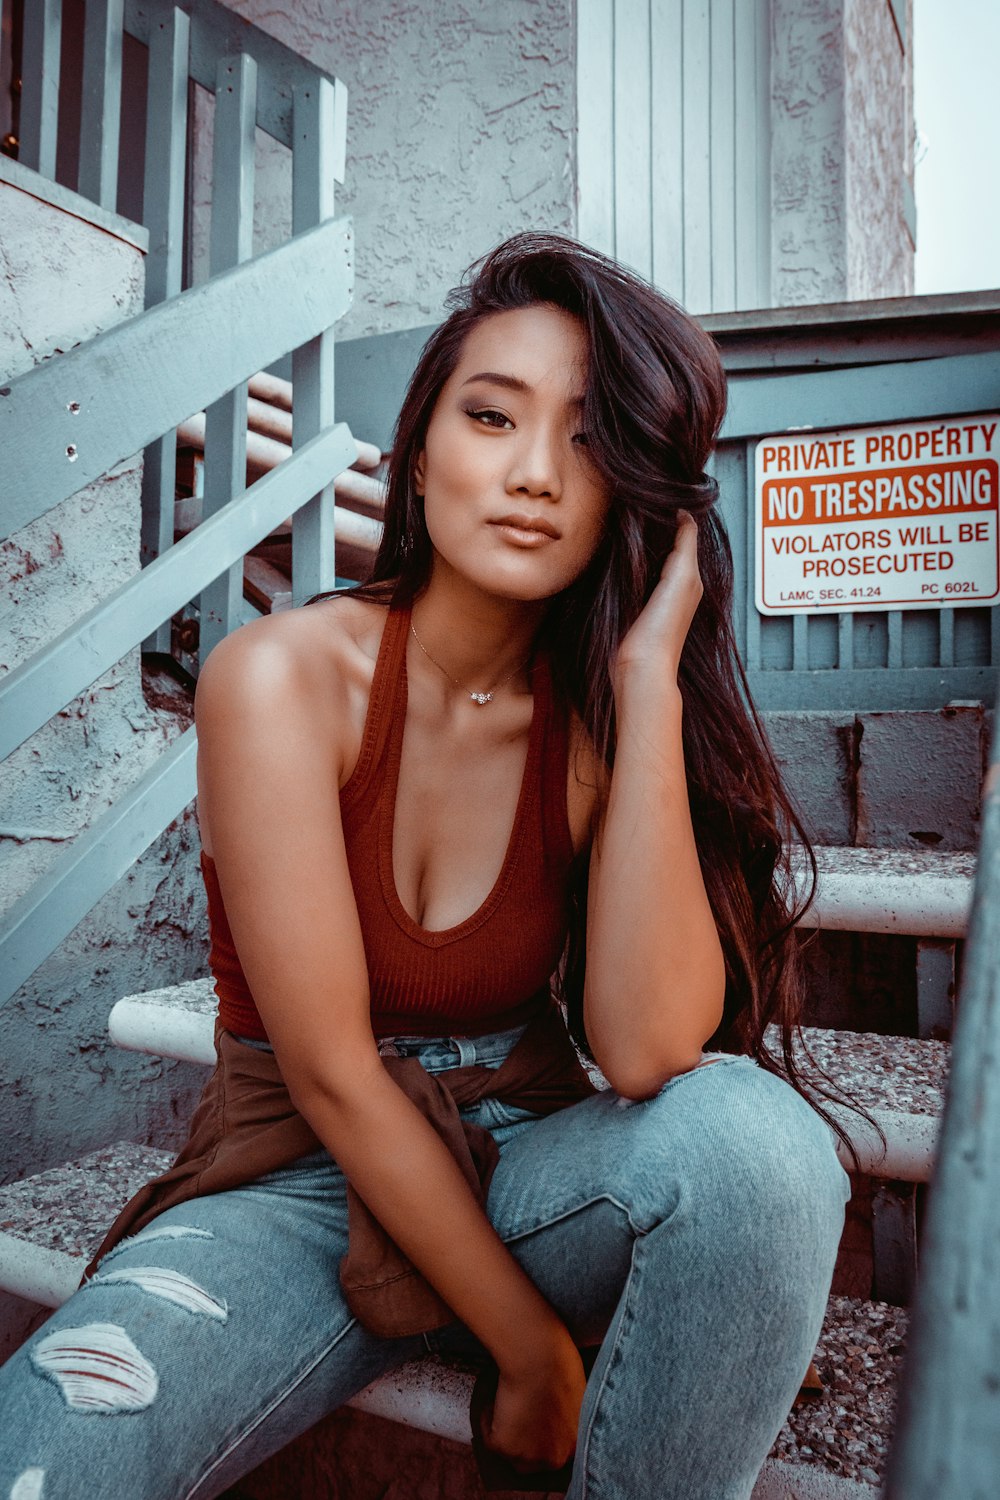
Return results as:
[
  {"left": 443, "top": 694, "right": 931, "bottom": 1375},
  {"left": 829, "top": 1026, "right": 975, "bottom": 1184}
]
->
[
  {"left": 20, "top": 0, "right": 62, "bottom": 179},
  {"left": 140, "top": 5, "right": 191, "bottom": 656},
  {"left": 78, "top": 0, "right": 125, "bottom": 209},
  {"left": 612, "top": 0, "right": 652, "bottom": 279},
  {"left": 291, "top": 77, "right": 340, "bottom": 607}
]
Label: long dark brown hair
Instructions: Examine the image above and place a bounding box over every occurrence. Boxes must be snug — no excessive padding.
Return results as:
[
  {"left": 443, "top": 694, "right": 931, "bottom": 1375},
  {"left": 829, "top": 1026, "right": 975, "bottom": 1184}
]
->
[{"left": 306, "top": 231, "right": 882, "bottom": 1171}]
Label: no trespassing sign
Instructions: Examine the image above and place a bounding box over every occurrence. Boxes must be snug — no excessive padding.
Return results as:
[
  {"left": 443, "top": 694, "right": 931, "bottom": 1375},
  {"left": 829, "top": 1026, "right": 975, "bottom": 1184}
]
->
[{"left": 754, "top": 414, "right": 1000, "bottom": 615}]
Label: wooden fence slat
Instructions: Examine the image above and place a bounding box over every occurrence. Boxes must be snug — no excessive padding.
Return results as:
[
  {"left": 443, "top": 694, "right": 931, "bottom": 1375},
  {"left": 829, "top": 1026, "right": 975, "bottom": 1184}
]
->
[
  {"left": 792, "top": 612, "right": 808, "bottom": 671},
  {"left": 753, "top": 0, "right": 772, "bottom": 307},
  {"left": 141, "top": 5, "right": 190, "bottom": 655},
  {"left": 0, "top": 215, "right": 353, "bottom": 538},
  {"left": 576, "top": 0, "right": 615, "bottom": 255},
  {"left": 20, "top": 0, "right": 62, "bottom": 178},
  {"left": 612, "top": 0, "right": 652, "bottom": 279},
  {"left": 887, "top": 610, "right": 904, "bottom": 670},
  {"left": 650, "top": 0, "right": 683, "bottom": 294},
  {"left": 199, "top": 53, "right": 257, "bottom": 663},
  {"left": 291, "top": 77, "right": 340, "bottom": 606},
  {"left": 681, "top": 0, "right": 711, "bottom": 312},
  {"left": 78, "top": 0, "right": 125, "bottom": 209},
  {"left": 0, "top": 425, "right": 357, "bottom": 764},
  {"left": 838, "top": 611, "right": 855, "bottom": 673},
  {"left": 709, "top": 0, "right": 736, "bottom": 313}
]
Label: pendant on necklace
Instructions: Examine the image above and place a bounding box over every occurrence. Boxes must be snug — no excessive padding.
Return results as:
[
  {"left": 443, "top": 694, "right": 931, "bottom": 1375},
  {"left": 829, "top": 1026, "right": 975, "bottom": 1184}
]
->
[{"left": 470, "top": 691, "right": 494, "bottom": 706}]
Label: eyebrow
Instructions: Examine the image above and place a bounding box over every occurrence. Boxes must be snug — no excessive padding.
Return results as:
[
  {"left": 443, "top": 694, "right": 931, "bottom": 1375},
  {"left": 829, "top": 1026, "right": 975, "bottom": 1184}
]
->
[{"left": 461, "top": 371, "right": 584, "bottom": 406}]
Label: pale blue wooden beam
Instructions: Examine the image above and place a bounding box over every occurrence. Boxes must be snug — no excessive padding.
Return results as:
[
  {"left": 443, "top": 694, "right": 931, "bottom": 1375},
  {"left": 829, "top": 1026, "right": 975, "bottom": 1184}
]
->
[
  {"left": 20, "top": 0, "right": 62, "bottom": 178},
  {"left": 681, "top": 0, "right": 711, "bottom": 312},
  {"left": 883, "top": 687, "right": 1000, "bottom": 1496},
  {"left": 78, "top": 0, "right": 124, "bottom": 209},
  {"left": 0, "top": 423, "right": 356, "bottom": 765},
  {"left": 709, "top": 0, "right": 736, "bottom": 313},
  {"left": 290, "top": 76, "right": 342, "bottom": 608},
  {"left": 0, "top": 214, "right": 353, "bottom": 538},
  {"left": 199, "top": 53, "right": 257, "bottom": 664},
  {"left": 0, "top": 730, "right": 197, "bottom": 1011},
  {"left": 140, "top": 5, "right": 190, "bottom": 656},
  {"left": 722, "top": 351, "right": 1000, "bottom": 442}
]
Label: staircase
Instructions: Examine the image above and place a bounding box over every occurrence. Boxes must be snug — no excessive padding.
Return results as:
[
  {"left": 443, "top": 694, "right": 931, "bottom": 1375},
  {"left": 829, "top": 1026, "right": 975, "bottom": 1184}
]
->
[
  {"left": 0, "top": 846, "right": 970, "bottom": 1499},
  {"left": 3, "top": 2, "right": 999, "bottom": 1496}
]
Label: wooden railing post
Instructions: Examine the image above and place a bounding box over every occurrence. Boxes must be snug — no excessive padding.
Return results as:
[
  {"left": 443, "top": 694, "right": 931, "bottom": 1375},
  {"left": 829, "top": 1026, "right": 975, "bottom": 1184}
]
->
[
  {"left": 78, "top": 0, "right": 125, "bottom": 209},
  {"left": 883, "top": 692, "right": 1000, "bottom": 1495},
  {"left": 20, "top": 0, "right": 62, "bottom": 178},
  {"left": 289, "top": 76, "right": 348, "bottom": 607},
  {"left": 140, "top": 5, "right": 191, "bottom": 656},
  {"left": 198, "top": 53, "right": 257, "bottom": 664}
]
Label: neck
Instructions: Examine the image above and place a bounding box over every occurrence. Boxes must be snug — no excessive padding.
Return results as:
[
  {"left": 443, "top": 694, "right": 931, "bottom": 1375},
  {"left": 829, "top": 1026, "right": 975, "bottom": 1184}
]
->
[{"left": 408, "top": 559, "right": 549, "bottom": 695}]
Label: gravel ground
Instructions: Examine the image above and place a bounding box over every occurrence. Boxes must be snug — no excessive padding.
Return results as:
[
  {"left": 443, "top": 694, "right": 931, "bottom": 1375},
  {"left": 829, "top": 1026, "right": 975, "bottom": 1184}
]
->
[
  {"left": 764, "top": 1026, "right": 950, "bottom": 1117},
  {"left": 770, "top": 1294, "right": 909, "bottom": 1487}
]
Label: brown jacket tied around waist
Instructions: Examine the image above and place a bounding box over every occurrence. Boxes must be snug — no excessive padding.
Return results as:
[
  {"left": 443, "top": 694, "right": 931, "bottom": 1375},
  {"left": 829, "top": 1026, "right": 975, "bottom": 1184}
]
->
[{"left": 81, "top": 999, "right": 601, "bottom": 1338}]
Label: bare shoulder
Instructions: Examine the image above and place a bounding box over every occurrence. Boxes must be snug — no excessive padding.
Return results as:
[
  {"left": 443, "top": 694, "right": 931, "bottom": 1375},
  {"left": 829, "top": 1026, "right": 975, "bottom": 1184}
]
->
[
  {"left": 565, "top": 706, "right": 609, "bottom": 856},
  {"left": 194, "top": 592, "right": 391, "bottom": 853},
  {"left": 198, "top": 593, "right": 388, "bottom": 708}
]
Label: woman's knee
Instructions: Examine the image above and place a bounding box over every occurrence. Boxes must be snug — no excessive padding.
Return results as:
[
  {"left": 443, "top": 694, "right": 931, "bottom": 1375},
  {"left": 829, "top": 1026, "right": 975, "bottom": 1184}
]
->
[{"left": 615, "top": 1057, "right": 851, "bottom": 1244}]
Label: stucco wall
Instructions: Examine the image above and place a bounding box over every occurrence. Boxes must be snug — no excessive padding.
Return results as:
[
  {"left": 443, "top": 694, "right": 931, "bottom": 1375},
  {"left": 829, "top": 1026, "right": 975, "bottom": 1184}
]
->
[
  {"left": 844, "top": 0, "right": 914, "bottom": 299},
  {"left": 0, "top": 173, "right": 209, "bottom": 1198},
  {"left": 770, "top": 0, "right": 914, "bottom": 305},
  {"left": 770, "top": 0, "right": 848, "bottom": 305},
  {"left": 188, "top": 0, "right": 575, "bottom": 340}
]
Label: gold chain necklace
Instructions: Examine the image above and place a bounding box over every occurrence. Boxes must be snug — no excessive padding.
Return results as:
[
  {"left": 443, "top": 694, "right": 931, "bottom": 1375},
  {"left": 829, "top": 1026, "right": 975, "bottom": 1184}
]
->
[{"left": 408, "top": 623, "right": 529, "bottom": 706}]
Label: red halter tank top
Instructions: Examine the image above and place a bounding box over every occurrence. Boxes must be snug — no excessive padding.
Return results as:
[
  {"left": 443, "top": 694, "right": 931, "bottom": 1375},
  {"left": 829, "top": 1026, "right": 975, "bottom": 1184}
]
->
[{"left": 201, "top": 592, "right": 578, "bottom": 1041}]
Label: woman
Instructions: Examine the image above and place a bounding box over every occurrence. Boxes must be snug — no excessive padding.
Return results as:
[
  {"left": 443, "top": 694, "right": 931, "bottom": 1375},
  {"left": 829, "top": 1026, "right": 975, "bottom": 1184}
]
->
[{"left": 0, "top": 233, "right": 863, "bottom": 1500}]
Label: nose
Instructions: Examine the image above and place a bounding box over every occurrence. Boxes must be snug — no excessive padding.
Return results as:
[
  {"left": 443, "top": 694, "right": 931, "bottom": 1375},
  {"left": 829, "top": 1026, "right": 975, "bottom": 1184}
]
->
[{"left": 505, "top": 422, "right": 562, "bottom": 500}]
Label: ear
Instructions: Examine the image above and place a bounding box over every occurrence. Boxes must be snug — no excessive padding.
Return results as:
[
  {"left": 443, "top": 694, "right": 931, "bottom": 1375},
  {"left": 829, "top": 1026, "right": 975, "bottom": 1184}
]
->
[{"left": 413, "top": 450, "right": 425, "bottom": 495}]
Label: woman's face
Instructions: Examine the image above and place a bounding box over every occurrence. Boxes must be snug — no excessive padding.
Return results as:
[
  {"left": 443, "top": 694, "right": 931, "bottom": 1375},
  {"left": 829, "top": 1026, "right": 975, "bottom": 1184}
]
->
[{"left": 414, "top": 304, "right": 612, "bottom": 601}]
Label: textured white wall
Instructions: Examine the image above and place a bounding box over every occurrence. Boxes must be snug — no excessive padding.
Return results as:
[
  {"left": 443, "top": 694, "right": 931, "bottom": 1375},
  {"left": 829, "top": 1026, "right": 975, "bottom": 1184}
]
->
[
  {"left": 190, "top": 0, "right": 576, "bottom": 340},
  {"left": 844, "top": 0, "right": 914, "bottom": 299},
  {"left": 770, "top": 0, "right": 848, "bottom": 305},
  {"left": 0, "top": 175, "right": 209, "bottom": 1196},
  {"left": 770, "top": 0, "right": 914, "bottom": 306}
]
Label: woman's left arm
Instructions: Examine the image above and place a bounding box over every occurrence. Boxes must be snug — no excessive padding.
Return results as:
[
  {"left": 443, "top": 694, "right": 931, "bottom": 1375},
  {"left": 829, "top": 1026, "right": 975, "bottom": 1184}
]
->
[{"left": 583, "top": 510, "right": 726, "bottom": 1100}]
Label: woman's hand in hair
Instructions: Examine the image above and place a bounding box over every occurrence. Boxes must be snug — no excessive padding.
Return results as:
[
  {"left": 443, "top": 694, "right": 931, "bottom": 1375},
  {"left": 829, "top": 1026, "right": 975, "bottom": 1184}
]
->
[{"left": 613, "top": 508, "right": 702, "bottom": 692}]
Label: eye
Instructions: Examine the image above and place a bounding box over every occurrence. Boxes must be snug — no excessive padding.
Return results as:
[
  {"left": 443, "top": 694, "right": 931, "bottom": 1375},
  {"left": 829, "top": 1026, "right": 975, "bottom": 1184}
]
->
[
  {"left": 465, "top": 406, "right": 513, "bottom": 430},
  {"left": 571, "top": 432, "right": 590, "bottom": 447}
]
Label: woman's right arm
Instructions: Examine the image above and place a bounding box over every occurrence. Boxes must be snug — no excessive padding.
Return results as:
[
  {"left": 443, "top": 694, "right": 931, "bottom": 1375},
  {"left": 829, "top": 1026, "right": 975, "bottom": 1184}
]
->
[{"left": 194, "top": 619, "right": 585, "bottom": 1466}]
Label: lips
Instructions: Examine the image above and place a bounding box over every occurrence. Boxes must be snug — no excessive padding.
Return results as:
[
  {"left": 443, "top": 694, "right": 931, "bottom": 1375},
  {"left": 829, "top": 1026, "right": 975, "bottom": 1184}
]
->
[{"left": 490, "top": 513, "right": 561, "bottom": 539}]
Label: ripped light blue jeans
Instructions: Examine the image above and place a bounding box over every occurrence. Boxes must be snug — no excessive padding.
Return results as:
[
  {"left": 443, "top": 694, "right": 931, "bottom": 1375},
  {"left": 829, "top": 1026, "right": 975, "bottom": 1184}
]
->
[{"left": 0, "top": 1021, "right": 851, "bottom": 1500}]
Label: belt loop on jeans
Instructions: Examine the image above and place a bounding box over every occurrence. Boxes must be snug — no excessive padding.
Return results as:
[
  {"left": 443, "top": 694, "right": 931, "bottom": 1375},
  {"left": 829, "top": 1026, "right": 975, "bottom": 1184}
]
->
[{"left": 451, "top": 1036, "right": 477, "bottom": 1066}]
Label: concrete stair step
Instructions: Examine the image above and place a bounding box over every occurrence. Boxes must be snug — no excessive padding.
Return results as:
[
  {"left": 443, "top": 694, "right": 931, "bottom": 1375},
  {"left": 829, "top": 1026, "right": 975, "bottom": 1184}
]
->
[
  {"left": 0, "top": 1143, "right": 900, "bottom": 1499},
  {"left": 107, "top": 981, "right": 949, "bottom": 1182}
]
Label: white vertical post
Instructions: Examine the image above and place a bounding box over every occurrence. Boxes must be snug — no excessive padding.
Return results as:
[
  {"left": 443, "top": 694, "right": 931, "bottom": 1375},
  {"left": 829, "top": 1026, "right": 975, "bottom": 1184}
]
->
[
  {"left": 290, "top": 76, "right": 347, "bottom": 605},
  {"left": 78, "top": 0, "right": 124, "bottom": 209},
  {"left": 20, "top": 0, "right": 62, "bottom": 179},
  {"left": 650, "top": 0, "right": 683, "bottom": 298},
  {"left": 141, "top": 6, "right": 190, "bottom": 656},
  {"left": 709, "top": 0, "right": 737, "bottom": 312},
  {"left": 199, "top": 54, "right": 257, "bottom": 664},
  {"left": 575, "top": 0, "right": 615, "bottom": 257},
  {"left": 681, "top": 0, "right": 711, "bottom": 313}
]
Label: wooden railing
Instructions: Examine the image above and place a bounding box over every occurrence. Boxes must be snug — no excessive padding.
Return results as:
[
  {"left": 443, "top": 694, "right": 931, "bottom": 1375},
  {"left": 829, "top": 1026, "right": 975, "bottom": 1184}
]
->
[
  {"left": 1, "top": 0, "right": 355, "bottom": 1008},
  {"left": 883, "top": 679, "right": 1000, "bottom": 1496}
]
